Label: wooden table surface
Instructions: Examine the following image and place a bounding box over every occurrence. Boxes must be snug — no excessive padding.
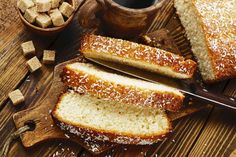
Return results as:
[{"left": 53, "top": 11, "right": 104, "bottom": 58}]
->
[{"left": 0, "top": 0, "right": 236, "bottom": 157}]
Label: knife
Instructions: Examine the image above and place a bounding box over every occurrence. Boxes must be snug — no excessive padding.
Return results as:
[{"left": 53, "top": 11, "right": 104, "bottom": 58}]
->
[{"left": 86, "top": 57, "right": 236, "bottom": 110}]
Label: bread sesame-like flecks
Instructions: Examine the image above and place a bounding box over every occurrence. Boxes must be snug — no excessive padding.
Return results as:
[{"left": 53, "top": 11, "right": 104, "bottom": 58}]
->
[
  {"left": 57, "top": 121, "right": 165, "bottom": 145},
  {"left": 193, "top": 0, "right": 236, "bottom": 80},
  {"left": 178, "top": 0, "right": 236, "bottom": 82},
  {"left": 52, "top": 91, "right": 172, "bottom": 145},
  {"left": 80, "top": 35, "right": 196, "bottom": 77},
  {"left": 62, "top": 67, "right": 184, "bottom": 111}
]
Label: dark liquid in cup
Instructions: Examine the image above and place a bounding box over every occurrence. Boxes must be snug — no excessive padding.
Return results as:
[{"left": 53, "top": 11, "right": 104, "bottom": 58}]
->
[{"left": 113, "top": 0, "right": 156, "bottom": 9}]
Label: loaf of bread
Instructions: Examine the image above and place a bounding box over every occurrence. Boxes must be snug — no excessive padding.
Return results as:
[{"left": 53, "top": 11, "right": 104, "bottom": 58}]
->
[
  {"left": 52, "top": 92, "right": 172, "bottom": 145},
  {"left": 80, "top": 34, "right": 197, "bottom": 79},
  {"left": 175, "top": 0, "right": 236, "bottom": 82},
  {"left": 62, "top": 62, "right": 185, "bottom": 112}
]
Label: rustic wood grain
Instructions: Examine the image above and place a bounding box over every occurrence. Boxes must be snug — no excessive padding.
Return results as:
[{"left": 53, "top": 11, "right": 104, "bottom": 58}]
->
[
  {"left": 147, "top": 0, "right": 175, "bottom": 33},
  {"left": 0, "top": 3, "right": 57, "bottom": 108},
  {"left": 0, "top": 0, "right": 20, "bottom": 33},
  {"left": 189, "top": 78, "right": 236, "bottom": 157},
  {"left": 0, "top": 0, "right": 235, "bottom": 156},
  {"left": 0, "top": 0, "right": 83, "bottom": 108},
  {"left": 12, "top": 0, "right": 210, "bottom": 155},
  {"left": 0, "top": 10, "right": 86, "bottom": 156}
]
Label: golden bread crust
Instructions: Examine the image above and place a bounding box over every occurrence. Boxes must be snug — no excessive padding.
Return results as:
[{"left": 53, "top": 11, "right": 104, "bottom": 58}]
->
[
  {"left": 192, "top": 0, "right": 236, "bottom": 81},
  {"left": 62, "top": 66, "right": 184, "bottom": 112},
  {"left": 52, "top": 93, "right": 172, "bottom": 145},
  {"left": 80, "top": 34, "right": 197, "bottom": 78}
]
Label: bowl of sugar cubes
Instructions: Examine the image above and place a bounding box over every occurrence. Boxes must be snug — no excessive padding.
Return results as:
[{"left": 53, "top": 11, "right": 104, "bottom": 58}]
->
[{"left": 17, "top": 0, "right": 75, "bottom": 35}]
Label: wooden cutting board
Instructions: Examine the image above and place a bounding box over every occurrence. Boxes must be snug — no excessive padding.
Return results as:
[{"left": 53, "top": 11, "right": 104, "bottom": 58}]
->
[
  {"left": 13, "top": 57, "right": 116, "bottom": 154},
  {"left": 13, "top": 56, "right": 208, "bottom": 155},
  {"left": 12, "top": 0, "right": 209, "bottom": 154}
]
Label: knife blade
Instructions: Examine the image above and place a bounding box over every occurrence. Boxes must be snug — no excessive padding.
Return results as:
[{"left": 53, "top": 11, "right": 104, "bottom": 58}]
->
[{"left": 86, "top": 57, "right": 236, "bottom": 110}]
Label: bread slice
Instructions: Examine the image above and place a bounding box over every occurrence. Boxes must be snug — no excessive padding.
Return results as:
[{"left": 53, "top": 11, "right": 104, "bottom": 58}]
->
[
  {"left": 52, "top": 92, "right": 172, "bottom": 145},
  {"left": 174, "top": 0, "right": 236, "bottom": 82},
  {"left": 80, "top": 34, "right": 196, "bottom": 79},
  {"left": 62, "top": 62, "right": 185, "bottom": 112}
]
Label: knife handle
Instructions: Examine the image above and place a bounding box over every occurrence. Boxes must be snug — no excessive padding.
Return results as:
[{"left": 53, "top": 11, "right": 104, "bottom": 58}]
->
[{"left": 194, "top": 88, "right": 236, "bottom": 110}]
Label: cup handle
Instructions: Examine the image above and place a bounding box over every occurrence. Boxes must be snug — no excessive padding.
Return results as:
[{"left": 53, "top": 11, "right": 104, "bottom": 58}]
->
[{"left": 77, "top": 0, "right": 104, "bottom": 28}]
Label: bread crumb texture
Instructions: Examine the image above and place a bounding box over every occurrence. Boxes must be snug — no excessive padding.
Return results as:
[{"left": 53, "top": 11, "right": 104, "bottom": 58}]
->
[
  {"left": 53, "top": 92, "right": 171, "bottom": 144},
  {"left": 175, "top": 0, "right": 236, "bottom": 82}
]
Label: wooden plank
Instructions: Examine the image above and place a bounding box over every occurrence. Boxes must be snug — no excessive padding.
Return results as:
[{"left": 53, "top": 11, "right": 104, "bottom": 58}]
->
[
  {"left": 147, "top": 0, "right": 175, "bottom": 33},
  {"left": 0, "top": 12, "right": 86, "bottom": 157},
  {"left": 0, "top": 0, "right": 86, "bottom": 108},
  {"left": 1, "top": 0, "right": 234, "bottom": 157},
  {"left": 0, "top": 28, "right": 57, "bottom": 107},
  {"left": 0, "top": 0, "right": 21, "bottom": 33},
  {"left": 189, "top": 78, "right": 236, "bottom": 157},
  {"left": 0, "top": 0, "right": 58, "bottom": 108}
]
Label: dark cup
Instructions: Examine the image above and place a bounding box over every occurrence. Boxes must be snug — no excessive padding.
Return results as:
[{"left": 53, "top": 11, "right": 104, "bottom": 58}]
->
[{"left": 78, "top": 0, "right": 164, "bottom": 38}]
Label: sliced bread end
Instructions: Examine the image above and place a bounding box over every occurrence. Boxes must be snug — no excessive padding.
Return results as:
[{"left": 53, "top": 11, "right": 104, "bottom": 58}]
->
[
  {"left": 62, "top": 62, "right": 185, "bottom": 112},
  {"left": 52, "top": 92, "right": 172, "bottom": 145}
]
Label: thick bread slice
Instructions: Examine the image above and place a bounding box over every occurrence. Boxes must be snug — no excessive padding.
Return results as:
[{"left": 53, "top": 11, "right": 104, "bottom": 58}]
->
[
  {"left": 80, "top": 34, "right": 197, "bottom": 79},
  {"left": 52, "top": 92, "right": 172, "bottom": 145},
  {"left": 62, "top": 62, "right": 185, "bottom": 112},
  {"left": 175, "top": 0, "right": 236, "bottom": 82}
]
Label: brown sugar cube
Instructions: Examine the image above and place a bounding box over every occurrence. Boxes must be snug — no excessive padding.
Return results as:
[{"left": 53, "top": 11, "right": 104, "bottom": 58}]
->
[
  {"left": 36, "top": 13, "right": 52, "bottom": 28},
  {"left": 43, "top": 50, "right": 55, "bottom": 64},
  {"left": 49, "top": 8, "right": 65, "bottom": 26},
  {"left": 21, "top": 41, "right": 35, "bottom": 56},
  {"left": 59, "top": 2, "right": 74, "bottom": 18},
  {"left": 36, "top": 0, "right": 51, "bottom": 12},
  {"left": 51, "top": 0, "right": 60, "bottom": 8},
  {"left": 24, "top": 6, "right": 38, "bottom": 23},
  {"left": 8, "top": 89, "right": 25, "bottom": 106},
  {"left": 26, "top": 56, "right": 42, "bottom": 72},
  {"left": 17, "top": 0, "right": 35, "bottom": 13}
]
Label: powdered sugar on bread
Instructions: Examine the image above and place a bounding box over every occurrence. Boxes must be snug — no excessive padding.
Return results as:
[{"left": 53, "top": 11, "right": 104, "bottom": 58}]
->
[
  {"left": 175, "top": 0, "right": 236, "bottom": 82},
  {"left": 80, "top": 34, "right": 196, "bottom": 79},
  {"left": 62, "top": 62, "right": 184, "bottom": 111},
  {"left": 52, "top": 92, "right": 171, "bottom": 145}
]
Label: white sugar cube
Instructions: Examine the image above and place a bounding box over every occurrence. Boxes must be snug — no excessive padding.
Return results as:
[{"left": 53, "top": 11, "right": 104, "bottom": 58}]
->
[
  {"left": 17, "top": 0, "right": 35, "bottom": 13},
  {"left": 43, "top": 50, "right": 56, "bottom": 64},
  {"left": 8, "top": 89, "right": 25, "bottom": 106},
  {"left": 26, "top": 56, "right": 42, "bottom": 72},
  {"left": 24, "top": 6, "right": 38, "bottom": 23},
  {"left": 59, "top": 2, "right": 74, "bottom": 18},
  {"left": 36, "top": 13, "right": 52, "bottom": 28},
  {"left": 21, "top": 40, "right": 35, "bottom": 56},
  {"left": 51, "top": 0, "right": 60, "bottom": 8},
  {"left": 36, "top": 0, "right": 51, "bottom": 12},
  {"left": 49, "top": 8, "right": 65, "bottom": 26}
]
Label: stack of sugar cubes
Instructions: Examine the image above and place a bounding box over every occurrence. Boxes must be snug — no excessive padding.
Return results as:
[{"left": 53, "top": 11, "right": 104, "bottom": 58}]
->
[{"left": 17, "top": 0, "right": 74, "bottom": 28}]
